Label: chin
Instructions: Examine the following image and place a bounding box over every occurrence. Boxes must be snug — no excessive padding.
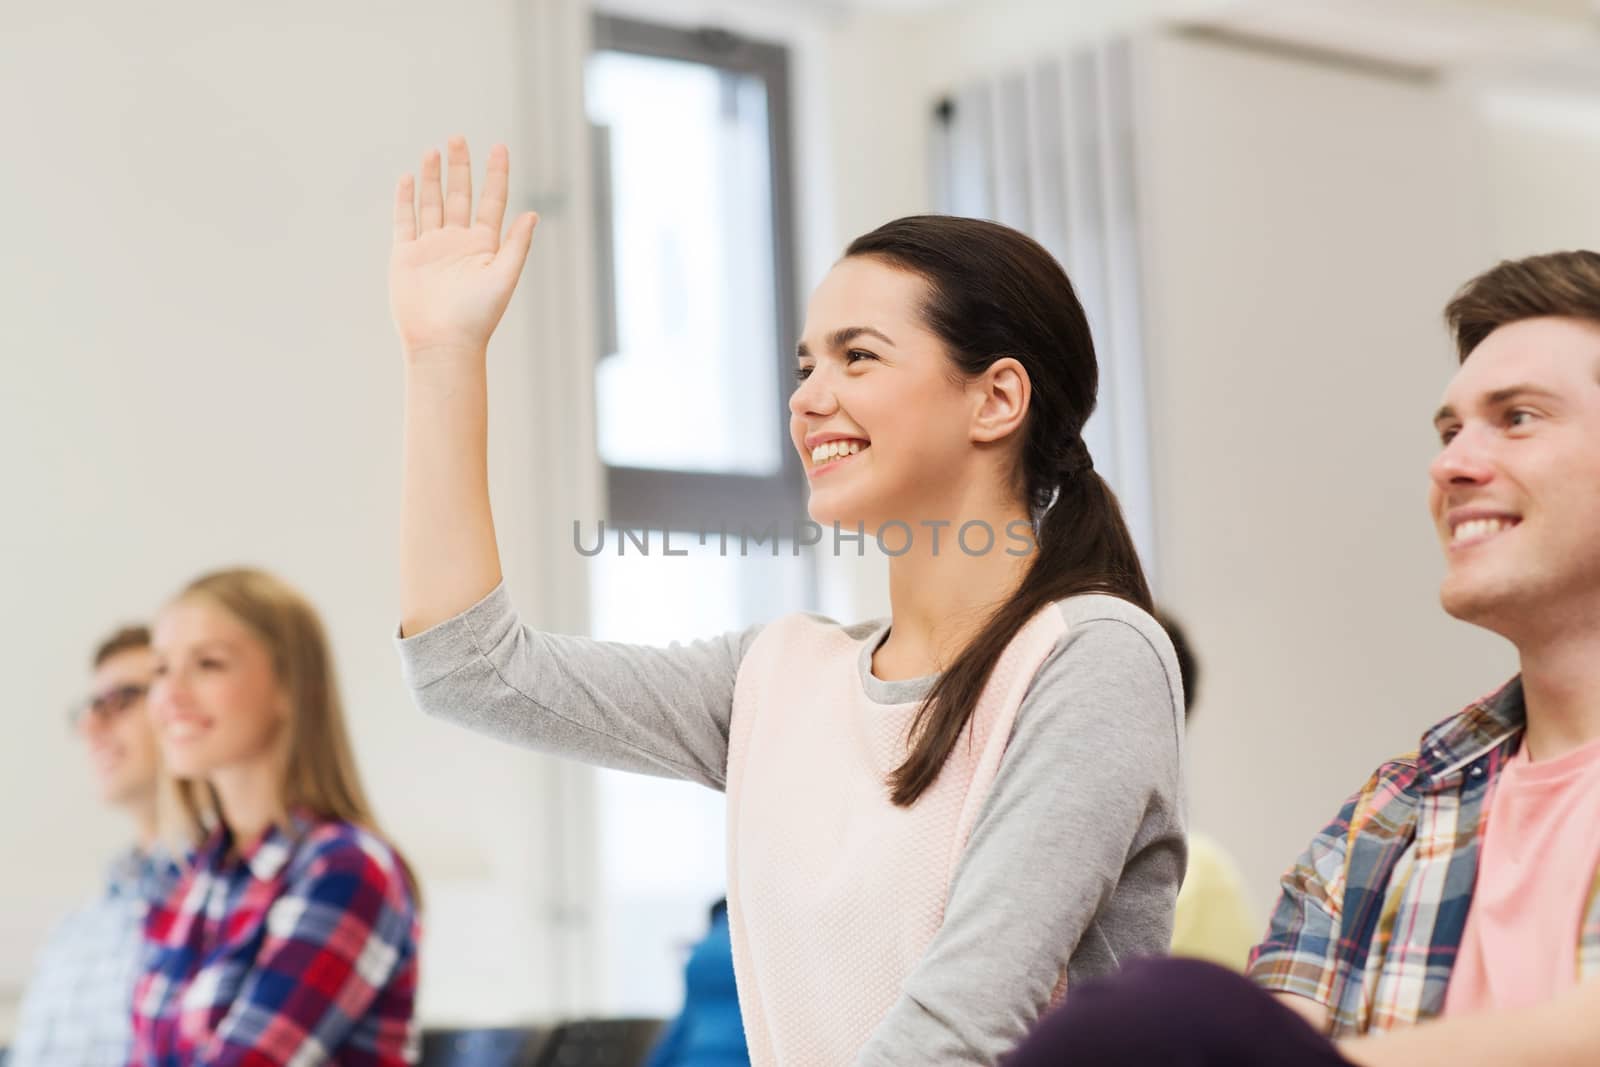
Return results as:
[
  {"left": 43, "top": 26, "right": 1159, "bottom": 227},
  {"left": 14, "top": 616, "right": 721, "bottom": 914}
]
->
[
  {"left": 1439, "top": 575, "right": 1520, "bottom": 635},
  {"left": 1439, "top": 582, "right": 1485, "bottom": 623},
  {"left": 807, "top": 491, "right": 865, "bottom": 529},
  {"left": 161, "top": 752, "right": 209, "bottom": 779}
]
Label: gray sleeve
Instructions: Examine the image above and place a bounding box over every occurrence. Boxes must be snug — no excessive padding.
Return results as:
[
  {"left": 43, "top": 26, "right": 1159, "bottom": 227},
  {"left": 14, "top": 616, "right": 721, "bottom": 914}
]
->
[
  {"left": 393, "top": 582, "right": 763, "bottom": 790},
  {"left": 854, "top": 615, "right": 1188, "bottom": 1066}
]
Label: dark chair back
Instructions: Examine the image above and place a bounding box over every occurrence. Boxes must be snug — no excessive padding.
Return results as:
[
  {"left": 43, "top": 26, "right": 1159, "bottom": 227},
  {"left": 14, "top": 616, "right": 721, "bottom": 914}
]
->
[
  {"left": 419, "top": 1026, "right": 549, "bottom": 1067},
  {"left": 532, "top": 1018, "right": 666, "bottom": 1067}
]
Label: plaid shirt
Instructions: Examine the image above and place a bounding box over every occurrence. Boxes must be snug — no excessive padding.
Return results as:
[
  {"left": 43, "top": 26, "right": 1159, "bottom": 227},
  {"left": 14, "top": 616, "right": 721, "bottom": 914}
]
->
[
  {"left": 130, "top": 814, "right": 420, "bottom": 1066},
  {"left": 1247, "top": 676, "right": 1600, "bottom": 1036},
  {"left": 9, "top": 847, "right": 180, "bottom": 1067}
]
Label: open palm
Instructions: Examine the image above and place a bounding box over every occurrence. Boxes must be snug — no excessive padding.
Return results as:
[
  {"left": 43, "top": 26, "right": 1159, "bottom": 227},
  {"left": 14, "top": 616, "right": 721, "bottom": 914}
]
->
[{"left": 390, "top": 137, "right": 537, "bottom": 360}]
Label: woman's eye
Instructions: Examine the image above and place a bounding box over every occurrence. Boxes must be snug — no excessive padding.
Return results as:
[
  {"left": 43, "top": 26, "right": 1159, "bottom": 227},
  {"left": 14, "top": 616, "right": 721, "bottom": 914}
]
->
[
  {"left": 794, "top": 366, "right": 813, "bottom": 383},
  {"left": 1507, "top": 409, "right": 1535, "bottom": 429},
  {"left": 845, "top": 349, "right": 877, "bottom": 365}
]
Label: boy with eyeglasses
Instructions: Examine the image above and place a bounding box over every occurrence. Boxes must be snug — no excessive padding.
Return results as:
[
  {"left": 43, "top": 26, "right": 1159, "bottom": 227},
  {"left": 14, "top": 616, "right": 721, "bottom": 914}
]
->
[{"left": 9, "top": 626, "right": 179, "bottom": 1067}]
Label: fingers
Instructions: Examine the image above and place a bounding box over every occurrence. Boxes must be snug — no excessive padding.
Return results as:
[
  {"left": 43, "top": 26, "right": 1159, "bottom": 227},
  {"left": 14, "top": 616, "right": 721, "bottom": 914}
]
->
[
  {"left": 393, "top": 174, "right": 417, "bottom": 244},
  {"left": 445, "top": 135, "right": 472, "bottom": 228},
  {"left": 418, "top": 148, "right": 443, "bottom": 232},
  {"left": 491, "top": 212, "right": 539, "bottom": 287},
  {"left": 476, "top": 143, "right": 511, "bottom": 237}
]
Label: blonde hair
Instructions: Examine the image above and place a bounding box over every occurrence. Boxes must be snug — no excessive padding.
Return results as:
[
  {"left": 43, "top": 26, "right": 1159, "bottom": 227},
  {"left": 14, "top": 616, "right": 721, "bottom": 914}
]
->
[{"left": 163, "top": 567, "right": 419, "bottom": 903}]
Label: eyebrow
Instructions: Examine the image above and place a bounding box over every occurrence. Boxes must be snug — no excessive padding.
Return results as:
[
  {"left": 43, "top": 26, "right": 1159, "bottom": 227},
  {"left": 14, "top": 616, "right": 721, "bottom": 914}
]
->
[
  {"left": 154, "top": 640, "right": 238, "bottom": 659},
  {"left": 795, "top": 326, "right": 897, "bottom": 361},
  {"left": 1433, "top": 384, "right": 1563, "bottom": 427}
]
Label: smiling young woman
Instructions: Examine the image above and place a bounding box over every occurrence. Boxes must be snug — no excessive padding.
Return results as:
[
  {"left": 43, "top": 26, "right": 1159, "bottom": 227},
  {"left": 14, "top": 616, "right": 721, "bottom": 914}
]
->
[
  {"left": 388, "top": 138, "right": 1186, "bottom": 1065},
  {"left": 132, "top": 568, "right": 420, "bottom": 1065}
]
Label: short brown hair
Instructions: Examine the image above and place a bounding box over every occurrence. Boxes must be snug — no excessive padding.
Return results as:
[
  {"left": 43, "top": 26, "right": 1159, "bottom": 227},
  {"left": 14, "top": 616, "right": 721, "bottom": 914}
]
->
[
  {"left": 1445, "top": 250, "right": 1600, "bottom": 362},
  {"left": 93, "top": 624, "right": 150, "bottom": 668}
]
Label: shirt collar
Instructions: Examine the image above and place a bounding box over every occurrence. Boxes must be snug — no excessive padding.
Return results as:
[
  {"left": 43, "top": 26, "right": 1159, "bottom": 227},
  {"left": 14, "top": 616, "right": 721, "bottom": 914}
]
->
[
  {"left": 1417, "top": 675, "right": 1525, "bottom": 784},
  {"left": 105, "top": 846, "right": 145, "bottom": 897},
  {"left": 106, "top": 844, "right": 183, "bottom": 902},
  {"left": 195, "top": 810, "right": 314, "bottom": 883}
]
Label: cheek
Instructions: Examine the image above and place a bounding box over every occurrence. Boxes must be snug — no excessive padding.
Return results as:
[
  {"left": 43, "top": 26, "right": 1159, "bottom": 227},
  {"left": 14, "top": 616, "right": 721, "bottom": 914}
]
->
[
  {"left": 221, "top": 694, "right": 281, "bottom": 745},
  {"left": 203, "top": 673, "right": 283, "bottom": 743},
  {"left": 112, "top": 711, "right": 152, "bottom": 747}
]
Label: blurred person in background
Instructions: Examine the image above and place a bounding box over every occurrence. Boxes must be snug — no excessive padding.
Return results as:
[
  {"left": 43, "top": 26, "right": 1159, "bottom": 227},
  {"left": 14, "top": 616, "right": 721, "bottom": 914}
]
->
[
  {"left": 1158, "top": 610, "right": 1258, "bottom": 971},
  {"left": 9, "top": 626, "right": 180, "bottom": 1067},
  {"left": 130, "top": 568, "right": 420, "bottom": 1066},
  {"left": 643, "top": 898, "right": 749, "bottom": 1067}
]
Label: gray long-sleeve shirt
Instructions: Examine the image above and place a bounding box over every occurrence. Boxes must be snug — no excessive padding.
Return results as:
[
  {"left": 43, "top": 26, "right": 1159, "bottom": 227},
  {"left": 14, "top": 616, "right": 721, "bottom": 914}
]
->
[{"left": 396, "top": 584, "right": 1187, "bottom": 1064}]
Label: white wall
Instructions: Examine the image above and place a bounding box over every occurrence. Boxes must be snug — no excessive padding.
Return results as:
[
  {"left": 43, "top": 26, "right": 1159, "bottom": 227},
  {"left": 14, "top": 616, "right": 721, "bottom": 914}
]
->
[
  {"left": 1478, "top": 84, "right": 1600, "bottom": 257},
  {"left": 1132, "top": 34, "right": 1522, "bottom": 908},
  {"left": 0, "top": 0, "right": 589, "bottom": 1027}
]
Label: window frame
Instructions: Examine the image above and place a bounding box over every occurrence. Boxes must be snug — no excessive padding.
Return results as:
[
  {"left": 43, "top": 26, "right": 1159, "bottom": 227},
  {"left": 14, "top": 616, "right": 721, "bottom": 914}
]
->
[{"left": 590, "top": 14, "right": 808, "bottom": 534}]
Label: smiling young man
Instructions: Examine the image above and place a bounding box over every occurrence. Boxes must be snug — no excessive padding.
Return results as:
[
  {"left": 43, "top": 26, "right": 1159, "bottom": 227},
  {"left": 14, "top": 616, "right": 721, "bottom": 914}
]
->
[
  {"left": 1007, "top": 251, "right": 1600, "bottom": 1065},
  {"left": 1250, "top": 250, "right": 1600, "bottom": 1063},
  {"left": 9, "top": 626, "right": 180, "bottom": 1067}
]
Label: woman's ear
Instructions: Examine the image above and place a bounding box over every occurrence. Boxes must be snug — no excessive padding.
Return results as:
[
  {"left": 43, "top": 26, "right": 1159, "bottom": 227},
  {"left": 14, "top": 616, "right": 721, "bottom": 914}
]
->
[{"left": 969, "top": 357, "right": 1030, "bottom": 444}]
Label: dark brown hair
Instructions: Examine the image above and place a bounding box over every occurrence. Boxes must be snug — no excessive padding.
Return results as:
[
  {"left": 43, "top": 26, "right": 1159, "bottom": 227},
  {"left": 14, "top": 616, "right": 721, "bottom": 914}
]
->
[
  {"left": 1154, "top": 610, "right": 1197, "bottom": 720},
  {"left": 845, "top": 215, "right": 1153, "bottom": 807},
  {"left": 93, "top": 624, "right": 151, "bottom": 669},
  {"left": 1445, "top": 250, "right": 1600, "bottom": 362}
]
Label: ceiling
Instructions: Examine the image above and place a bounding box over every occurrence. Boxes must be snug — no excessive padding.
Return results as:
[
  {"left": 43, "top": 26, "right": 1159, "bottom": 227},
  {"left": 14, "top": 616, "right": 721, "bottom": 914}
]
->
[{"left": 1177, "top": 0, "right": 1599, "bottom": 77}]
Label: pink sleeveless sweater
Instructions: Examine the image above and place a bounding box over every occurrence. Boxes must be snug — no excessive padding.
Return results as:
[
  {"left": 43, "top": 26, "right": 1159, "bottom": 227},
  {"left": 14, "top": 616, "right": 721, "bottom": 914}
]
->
[{"left": 724, "top": 607, "right": 1067, "bottom": 1065}]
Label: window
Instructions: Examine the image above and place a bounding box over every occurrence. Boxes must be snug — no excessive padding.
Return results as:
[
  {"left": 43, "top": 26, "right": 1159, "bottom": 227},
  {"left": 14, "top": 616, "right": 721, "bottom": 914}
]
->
[
  {"left": 585, "top": 531, "right": 810, "bottom": 1013},
  {"left": 583, "top": 15, "right": 810, "bottom": 1016},
  {"left": 588, "top": 15, "right": 805, "bottom": 533}
]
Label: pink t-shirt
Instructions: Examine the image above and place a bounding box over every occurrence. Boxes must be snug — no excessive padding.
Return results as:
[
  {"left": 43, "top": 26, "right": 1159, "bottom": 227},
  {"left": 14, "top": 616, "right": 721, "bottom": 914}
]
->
[{"left": 1445, "top": 735, "right": 1600, "bottom": 1015}]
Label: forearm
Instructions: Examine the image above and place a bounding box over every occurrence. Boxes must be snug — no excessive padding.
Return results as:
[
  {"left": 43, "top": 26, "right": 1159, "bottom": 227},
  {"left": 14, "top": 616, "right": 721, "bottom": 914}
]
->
[
  {"left": 1275, "top": 993, "right": 1331, "bottom": 1034},
  {"left": 401, "top": 353, "right": 503, "bottom": 636},
  {"left": 1337, "top": 981, "right": 1600, "bottom": 1067}
]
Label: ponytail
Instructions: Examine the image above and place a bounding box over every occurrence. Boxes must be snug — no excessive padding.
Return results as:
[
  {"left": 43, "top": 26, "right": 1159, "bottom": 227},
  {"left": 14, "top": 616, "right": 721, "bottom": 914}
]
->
[
  {"left": 842, "top": 215, "right": 1154, "bottom": 808},
  {"left": 888, "top": 467, "right": 1151, "bottom": 806}
]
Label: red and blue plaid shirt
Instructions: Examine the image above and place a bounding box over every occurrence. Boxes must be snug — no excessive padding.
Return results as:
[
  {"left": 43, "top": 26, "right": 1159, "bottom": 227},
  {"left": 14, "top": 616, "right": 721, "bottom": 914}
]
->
[
  {"left": 130, "top": 813, "right": 420, "bottom": 1065},
  {"left": 1247, "top": 677, "right": 1600, "bottom": 1036}
]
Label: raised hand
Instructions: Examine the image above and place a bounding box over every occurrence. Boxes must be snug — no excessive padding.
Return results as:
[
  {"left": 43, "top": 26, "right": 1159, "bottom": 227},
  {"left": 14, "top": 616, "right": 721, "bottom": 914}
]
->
[{"left": 390, "top": 137, "right": 538, "bottom": 362}]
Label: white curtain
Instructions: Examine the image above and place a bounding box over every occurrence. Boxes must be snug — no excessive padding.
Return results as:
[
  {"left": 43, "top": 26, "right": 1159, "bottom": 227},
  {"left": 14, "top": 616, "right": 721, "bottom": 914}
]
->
[{"left": 931, "top": 38, "right": 1158, "bottom": 578}]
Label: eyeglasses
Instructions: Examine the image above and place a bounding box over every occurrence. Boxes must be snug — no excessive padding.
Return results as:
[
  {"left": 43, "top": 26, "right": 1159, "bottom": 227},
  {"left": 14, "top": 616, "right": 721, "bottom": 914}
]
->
[{"left": 68, "top": 683, "right": 149, "bottom": 730}]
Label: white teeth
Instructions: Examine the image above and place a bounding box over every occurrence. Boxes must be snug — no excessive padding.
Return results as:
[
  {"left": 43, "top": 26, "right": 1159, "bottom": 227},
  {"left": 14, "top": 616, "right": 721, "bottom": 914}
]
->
[
  {"left": 811, "top": 440, "right": 865, "bottom": 464},
  {"left": 166, "top": 720, "right": 205, "bottom": 742},
  {"left": 1452, "top": 517, "right": 1512, "bottom": 544}
]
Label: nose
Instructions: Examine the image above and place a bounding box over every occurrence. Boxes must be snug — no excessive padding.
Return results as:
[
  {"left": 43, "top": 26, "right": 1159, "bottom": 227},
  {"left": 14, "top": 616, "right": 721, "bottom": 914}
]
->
[
  {"left": 78, "top": 709, "right": 109, "bottom": 740},
  {"left": 148, "top": 672, "right": 187, "bottom": 720},
  {"left": 1429, "top": 424, "right": 1495, "bottom": 494},
  {"left": 789, "top": 364, "right": 837, "bottom": 419}
]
